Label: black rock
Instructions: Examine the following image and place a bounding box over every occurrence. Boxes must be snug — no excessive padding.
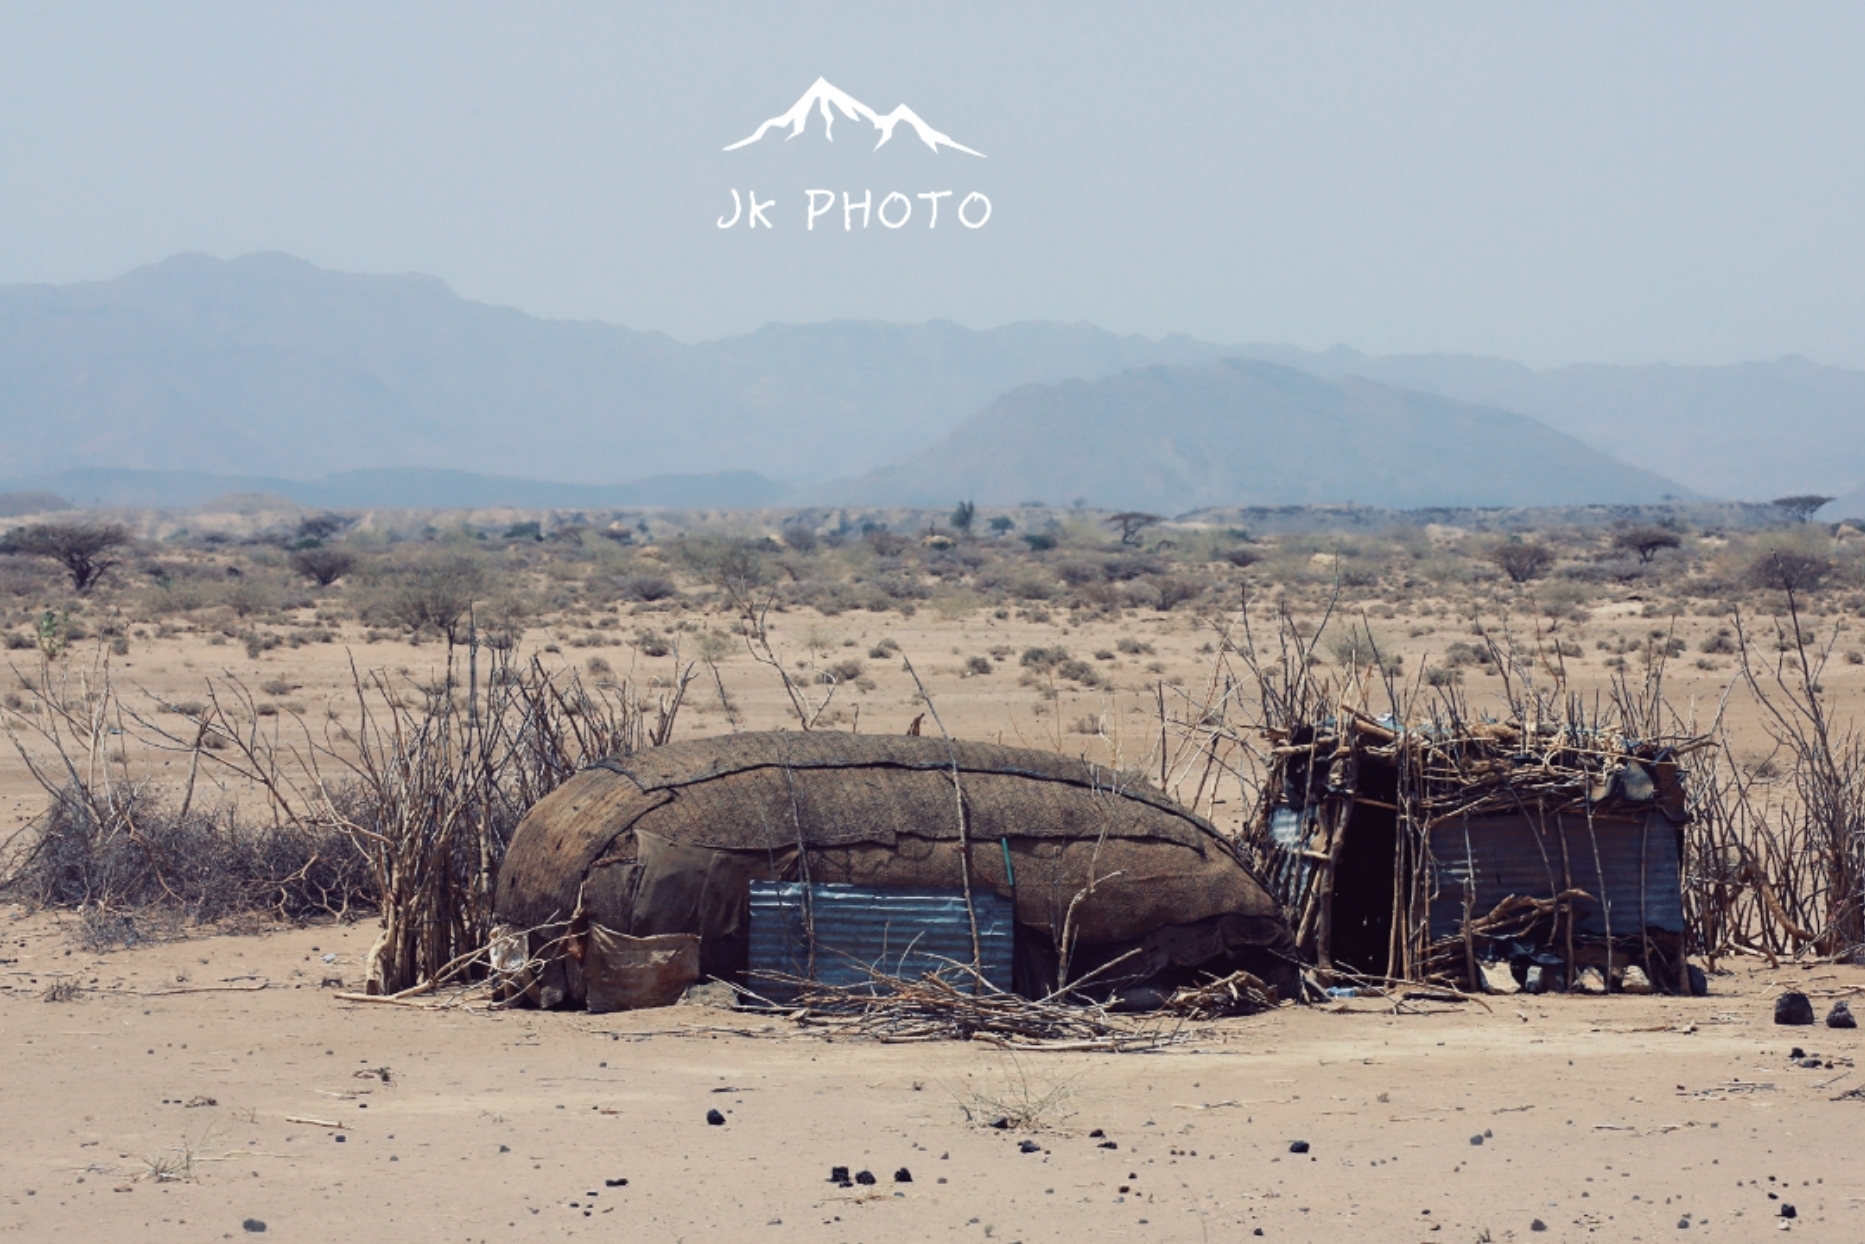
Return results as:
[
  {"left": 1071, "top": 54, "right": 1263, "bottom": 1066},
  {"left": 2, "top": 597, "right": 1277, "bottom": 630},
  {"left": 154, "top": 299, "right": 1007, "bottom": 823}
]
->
[
  {"left": 894, "top": 1167, "right": 912, "bottom": 1183},
  {"left": 1530, "top": 1220, "right": 1547, "bottom": 1232},
  {"left": 1828, "top": 1000, "right": 1857, "bottom": 1029},
  {"left": 1289, "top": 1141, "right": 1310, "bottom": 1154},
  {"left": 1254, "top": 1231, "right": 1265, "bottom": 1237},
  {"left": 988, "top": 1116, "right": 1010, "bottom": 1129},
  {"left": 829, "top": 1166, "right": 849, "bottom": 1184},
  {"left": 1799, "top": 1057, "right": 1822, "bottom": 1069},
  {"left": 706, "top": 1109, "right": 726, "bottom": 1126},
  {"left": 855, "top": 1170, "right": 876, "bottom": 1186},
  {"left": 1470, "top": 1134, "right": 1484, "bottom": 1146},
  {"left": 241, "top": 1221, "right": 267, "bottom": 1234},
  {"left": 1677, "top": 1218, "right": 1690, "bottom": 1229},
  {"left": 1789, "top": 1046, "right": 1806, "bottom": 1059},
  {"left": 1098, "top": 1141, "right": 1118, "bottom": 1150},
  {"left": 1775, "top": 991, "right": 1815, "bottom": 1025},
  {"left": 1780, "top": 1204, "right": 1797, "bottom": 1219},
  {"left": 334, "top": 1134, "right": 346, "bottom": 1143},
  {"left": 1018, "top": 1140, "right": 1042, "bottom": 1154},
  {"left": 605, "top": 1178, "right": 629, "bottom": 1187},
  {"left": 1687, "top": 964, "right": 1709, "bottom": 996},
  {"left": 1089, "top": 1128, "right": 1105, "bottom": 1138}
]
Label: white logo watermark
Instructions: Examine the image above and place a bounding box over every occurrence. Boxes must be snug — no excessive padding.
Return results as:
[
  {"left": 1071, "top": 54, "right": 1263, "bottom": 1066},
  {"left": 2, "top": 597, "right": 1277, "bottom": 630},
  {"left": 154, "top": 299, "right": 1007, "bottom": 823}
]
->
[{"left": 717, "top": 77, "right": 990, "bottom": 231}]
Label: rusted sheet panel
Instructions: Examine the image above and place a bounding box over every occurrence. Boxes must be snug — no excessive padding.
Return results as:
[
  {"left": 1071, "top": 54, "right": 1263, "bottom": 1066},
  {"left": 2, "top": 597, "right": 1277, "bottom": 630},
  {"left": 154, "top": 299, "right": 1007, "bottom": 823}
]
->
[
  {"left": 748, "top": 882, "right": 1015, "bottom": 1003},
  {"left": 1428, "top": 812, "right": 1683, "bottom": 939}
]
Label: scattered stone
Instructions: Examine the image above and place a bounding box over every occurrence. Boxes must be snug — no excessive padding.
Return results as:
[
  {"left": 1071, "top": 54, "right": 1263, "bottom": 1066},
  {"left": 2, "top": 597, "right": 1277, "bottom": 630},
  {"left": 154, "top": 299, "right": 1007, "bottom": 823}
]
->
[
  {"left": 605, "top": 1178, "right": 628, "bottom": 1188},
  {"left": 1798, "top": 1057, "right": 1822, "bottom": 1069},
  {"left": 854, "top": 1170, "right": 876, "bottom": 1186},
  {"left": 706, "top": 1109, "right": 726, "bottom": 1126},
  {"left": 1088, "top": 1128, "right": 1105, "bottom": 1138},
  {"left": 679, "top": 981, "right": 738, "bottom": 1009},
  {"left": 1480, "top": 960, "right": 1519, "bottom": 994},
  {"left": 1018, "top": 1140, "right": 1041, "bottom": 1154},
  {"left": 1469, "top": 1135, "right": 1484, "bottom": 1146},
  {"left": 894, "top": 1168, "right": 912, "bottom": 1183},
  {"left": 499, "top": 1145, "right": 510, "bottom": 1153},
  {"left": 1678, "top": 1217, "right": 1690, "bottom": 1228},
  {"left": 1577, "top": 966, "right": 1608, "bottom": 994},
  {"left": 1687, "top": 964, "right": 1709, "bottom": 996},
  {"left": 1789, "top": 1047, "right": 1806, "bottom": 1059},
  {"left": 1828, "top": 1000, "right": 1857, "bottom": 1029},
  {"left": 1098, "top": 1141, "right": 1118, "bottom": 1150},
  {"left": 1775, "top": 992, "right": 1815, "bottom": 1026},
  {"left": 1780, "top": 1204, "right": 1797, "bottom": 1219},
  {"left": 1530, "top": 1220, "right": 1547, "bottom": 1232},
  {"left": 1620, "top": 964, "right": 1654, "bottom": 994},
  {"left": 334, "top": 1134, "right": 346, "bottom": 1143},
  {"left": 241, "top": 1221, "right": 267, "bottom": 1234},
  {"left": 988, "top": 1117, "right": 1010, "bottom": 1129},
  {"left": 1288, "top": 1141, "right": 1310, "bottom": 1155},
  {"left": 829, "top": 1167, "right": 849, "bottom": 1185}
]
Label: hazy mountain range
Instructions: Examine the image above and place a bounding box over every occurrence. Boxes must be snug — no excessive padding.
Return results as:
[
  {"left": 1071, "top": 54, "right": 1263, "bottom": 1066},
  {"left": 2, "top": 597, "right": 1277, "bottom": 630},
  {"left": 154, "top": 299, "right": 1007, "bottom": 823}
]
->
[{"left": 2, "top": 253, "right": 1860, "bottom": 513}]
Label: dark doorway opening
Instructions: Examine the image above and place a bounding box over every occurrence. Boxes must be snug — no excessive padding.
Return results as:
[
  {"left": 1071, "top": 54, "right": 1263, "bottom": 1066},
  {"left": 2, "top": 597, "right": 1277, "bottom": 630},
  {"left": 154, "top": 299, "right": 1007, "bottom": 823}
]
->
[{"left": 1331, "top": 757, "right": 1398, "bottom": 975}]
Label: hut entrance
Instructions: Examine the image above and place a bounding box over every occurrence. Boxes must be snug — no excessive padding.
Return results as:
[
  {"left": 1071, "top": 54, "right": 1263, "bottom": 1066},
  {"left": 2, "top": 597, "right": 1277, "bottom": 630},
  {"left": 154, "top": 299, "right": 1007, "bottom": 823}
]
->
[{"left": 1329, "top": 756, "right": 1398, "bottom": 976}]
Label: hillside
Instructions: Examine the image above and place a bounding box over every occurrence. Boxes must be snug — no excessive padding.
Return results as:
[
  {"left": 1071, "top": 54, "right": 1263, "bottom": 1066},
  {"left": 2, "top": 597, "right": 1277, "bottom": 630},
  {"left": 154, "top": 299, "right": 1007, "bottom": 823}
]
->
[
  {"left": 0, "top": 254, "right": 1228, "bottom": 492},
  {"left": 830, "top": 359, "right": 1685, "bottom": 511},
  {"left": 1238, "top": 346, "right": 1865, "bottom": 502}
]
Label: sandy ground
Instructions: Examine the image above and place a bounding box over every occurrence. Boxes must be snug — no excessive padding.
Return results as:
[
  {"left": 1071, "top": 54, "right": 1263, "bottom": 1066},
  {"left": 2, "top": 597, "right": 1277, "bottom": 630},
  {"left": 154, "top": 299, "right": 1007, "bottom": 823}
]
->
[
  {"left": 5, "top": 598, "right": 1863, "bottom": 1241},
  {"left": 2, "top": 910, "right": 1861, "bottom": 1242}
]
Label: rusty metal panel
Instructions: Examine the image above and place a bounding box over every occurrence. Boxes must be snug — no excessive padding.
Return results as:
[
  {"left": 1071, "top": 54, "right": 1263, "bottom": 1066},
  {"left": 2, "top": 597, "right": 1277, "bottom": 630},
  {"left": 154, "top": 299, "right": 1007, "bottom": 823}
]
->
[
  {"left": 748, "top": 882, "right": 1015, "bottom": 1003},
  {"left": 1428, "top": 812, "right": 1683, "bottom": 939}
]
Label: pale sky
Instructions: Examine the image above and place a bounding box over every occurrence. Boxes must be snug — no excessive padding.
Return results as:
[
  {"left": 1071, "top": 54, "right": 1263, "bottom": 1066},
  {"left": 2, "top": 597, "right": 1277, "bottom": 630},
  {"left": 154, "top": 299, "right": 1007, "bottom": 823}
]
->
[{"left": 4, "top": 2, "right": 1863, "bottom": 367}]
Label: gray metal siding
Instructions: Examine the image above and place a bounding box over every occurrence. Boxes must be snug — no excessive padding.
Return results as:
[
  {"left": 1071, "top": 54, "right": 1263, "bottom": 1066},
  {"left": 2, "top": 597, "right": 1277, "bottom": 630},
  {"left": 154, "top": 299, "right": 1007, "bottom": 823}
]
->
[
  {"left": 748, "top": 882, "right": 1016, "bottom": 1002},
  {"left": 1428, "top": 812, "right": 1683, "bottom": 940}
]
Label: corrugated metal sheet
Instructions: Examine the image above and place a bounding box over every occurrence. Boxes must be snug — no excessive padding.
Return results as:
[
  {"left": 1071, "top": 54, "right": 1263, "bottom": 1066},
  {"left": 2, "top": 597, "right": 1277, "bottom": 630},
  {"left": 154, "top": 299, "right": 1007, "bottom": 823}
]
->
[
  {"left": 1429, "top": 812, "right": 1683, "bottom": 940},
  {"left": 748, "top": 882, "right": 1016, "bottom": 1003}
]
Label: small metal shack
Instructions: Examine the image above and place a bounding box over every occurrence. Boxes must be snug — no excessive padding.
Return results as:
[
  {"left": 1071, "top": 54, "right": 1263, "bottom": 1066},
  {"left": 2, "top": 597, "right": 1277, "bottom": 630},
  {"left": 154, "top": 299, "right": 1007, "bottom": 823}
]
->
[
  {"left": 492, "top": 731, "right": 1298, "bottom": 1010},
  {"left": 1245, "top": 711, "right": 1697, "bottom": 994}
]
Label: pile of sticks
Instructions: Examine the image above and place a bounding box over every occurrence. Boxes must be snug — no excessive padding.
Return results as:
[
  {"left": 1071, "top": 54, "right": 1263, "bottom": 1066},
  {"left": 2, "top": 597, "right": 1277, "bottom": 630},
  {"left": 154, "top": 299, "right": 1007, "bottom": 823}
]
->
[
  {"left": 1160, "top": 969, "right": 1279, "bottom": 1020},
  {"left": 762, "top": 970, "right": 1184, "bottom": 1051}
]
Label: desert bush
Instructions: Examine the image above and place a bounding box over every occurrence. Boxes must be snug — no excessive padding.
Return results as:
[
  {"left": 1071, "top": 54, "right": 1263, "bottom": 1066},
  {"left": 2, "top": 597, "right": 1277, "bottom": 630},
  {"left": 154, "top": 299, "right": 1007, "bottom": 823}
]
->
[
  {"left": 6, "top": 786, "right": 370, "bottom": 926},
  {"left": 614, "top": 574, "right": 678, "bottom": 602},
  {"left": 822, "top": 658, "right": 864, "bottom": 683},
  {"left": 1488, "top": 538, "right": 1555, "bottom": 584},
  {"left": 964, "top": 655, "right": 993, "bottom": 676},
  {"left": 367, "top": 554, "right": 494, "bottom": 642},
  {"left": 1700, "top": 628, "right": 1738, "bottom": 655},
  {"left": 1151, "top": 577, "right": 1204, "bottom": 611},
  {"left": 780, "top": 525, "right": 819, "bottom": 553},
  {"left": 1057, "top": 560, "right": 1105, "bottom": 587},
  {"left": 1054, "top": 658, "right": 1100, "bottom": 686},
  {"left": 289, "top": 546, "right": 356, "bottom": 586},
  {"left": 1115, "top": 637, "right": 1154, "bottom": 656},
  {"left": 1223, "top": 547, "right": 1261, "bottom": 569},
  {"left": 1745, "top": 546, "right": 1832, "bottom": 593},
  {"left": 1020, "top": 645, "right": 1070, "bottom": 671},
  {"left": 1022, "top": 532, "right": 1058, "bottom": 553}
]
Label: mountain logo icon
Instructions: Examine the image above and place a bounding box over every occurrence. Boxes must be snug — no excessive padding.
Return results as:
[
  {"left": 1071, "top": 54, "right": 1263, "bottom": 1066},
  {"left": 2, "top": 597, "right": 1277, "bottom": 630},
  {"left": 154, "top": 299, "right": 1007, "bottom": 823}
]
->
[{"left": 725, "top": 77, "right": 984, "bottom": 157}]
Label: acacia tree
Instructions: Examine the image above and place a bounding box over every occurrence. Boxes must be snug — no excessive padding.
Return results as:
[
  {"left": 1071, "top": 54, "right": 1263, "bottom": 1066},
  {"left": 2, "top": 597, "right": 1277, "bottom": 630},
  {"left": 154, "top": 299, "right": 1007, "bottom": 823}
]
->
[
  {"left": 950, "top": 500, "right": 976, "bottom": 535},
  {"left": 1611, "top": 524, "right": 1683, "bottom": 564},
  {"left": 1107, "top": 511, "right": 1162, "bottom": 547},
  {"left": 0, "top": 523, "right": 131, "bottom": 592},
  {"left": 1773, "top": 495, "right": 1835, "bottom": 523}
]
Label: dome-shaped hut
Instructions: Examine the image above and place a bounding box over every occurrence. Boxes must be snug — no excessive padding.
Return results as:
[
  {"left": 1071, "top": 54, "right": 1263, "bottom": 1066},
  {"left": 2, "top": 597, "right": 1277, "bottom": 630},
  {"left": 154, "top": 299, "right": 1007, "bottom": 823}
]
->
[{"left": 492, "top": 732, "right": 1297, "bottom": 1010}]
